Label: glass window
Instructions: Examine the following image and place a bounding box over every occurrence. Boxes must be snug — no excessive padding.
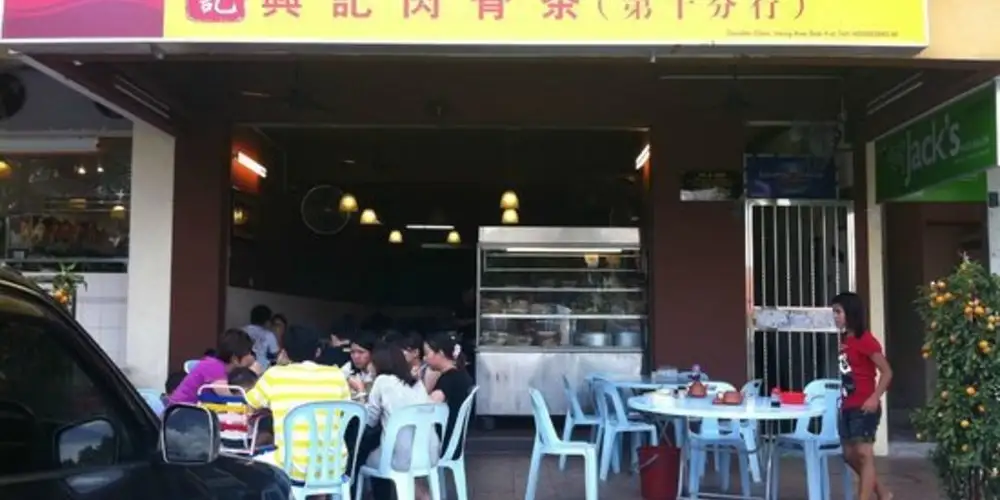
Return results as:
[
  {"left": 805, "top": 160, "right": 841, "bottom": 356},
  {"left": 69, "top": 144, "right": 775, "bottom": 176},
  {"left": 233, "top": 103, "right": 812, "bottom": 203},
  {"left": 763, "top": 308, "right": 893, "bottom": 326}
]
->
[{"left": 0, "top": 290, "right": 147, "bottom": 477}]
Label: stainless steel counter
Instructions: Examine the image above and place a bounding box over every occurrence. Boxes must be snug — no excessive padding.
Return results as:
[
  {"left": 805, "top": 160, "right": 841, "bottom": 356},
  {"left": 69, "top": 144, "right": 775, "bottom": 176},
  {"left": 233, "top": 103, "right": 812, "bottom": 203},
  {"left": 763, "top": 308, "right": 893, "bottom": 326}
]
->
[{"left": 475, "top": 349, "right": 642, "bottom": 416}]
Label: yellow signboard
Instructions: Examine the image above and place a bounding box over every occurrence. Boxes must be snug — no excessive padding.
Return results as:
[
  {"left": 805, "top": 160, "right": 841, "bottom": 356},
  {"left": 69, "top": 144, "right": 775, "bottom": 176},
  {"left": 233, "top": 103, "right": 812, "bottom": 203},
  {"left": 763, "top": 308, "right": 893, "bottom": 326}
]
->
[{"left": 163, "top": 0, "right": 927, "bottom": 46}]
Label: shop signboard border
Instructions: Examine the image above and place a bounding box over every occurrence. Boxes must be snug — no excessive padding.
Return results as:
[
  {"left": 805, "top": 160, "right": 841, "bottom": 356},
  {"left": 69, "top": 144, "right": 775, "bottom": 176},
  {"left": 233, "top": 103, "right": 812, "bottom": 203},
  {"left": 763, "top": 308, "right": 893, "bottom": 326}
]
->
[
  {"left": 0, "top": 0, "right": 930, "bottom": 47},
  {"left": 874, "top": 80, "right": 1000, "bottom": 203}
]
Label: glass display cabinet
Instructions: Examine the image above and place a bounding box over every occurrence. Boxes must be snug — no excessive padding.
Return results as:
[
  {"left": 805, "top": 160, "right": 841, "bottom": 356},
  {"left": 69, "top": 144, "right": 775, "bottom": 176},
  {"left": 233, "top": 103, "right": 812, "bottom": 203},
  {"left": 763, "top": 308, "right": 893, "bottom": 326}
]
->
[{"left": 475, "top": 226, "right": 647, "bottom": 417}]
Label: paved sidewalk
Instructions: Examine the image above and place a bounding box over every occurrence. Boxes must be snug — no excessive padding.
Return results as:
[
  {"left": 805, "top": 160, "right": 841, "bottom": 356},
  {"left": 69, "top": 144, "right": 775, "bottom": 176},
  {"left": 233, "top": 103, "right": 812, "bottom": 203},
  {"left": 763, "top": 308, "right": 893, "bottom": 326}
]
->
[{"left": 462, "top": 451, "right": 942, "bottom": 500}]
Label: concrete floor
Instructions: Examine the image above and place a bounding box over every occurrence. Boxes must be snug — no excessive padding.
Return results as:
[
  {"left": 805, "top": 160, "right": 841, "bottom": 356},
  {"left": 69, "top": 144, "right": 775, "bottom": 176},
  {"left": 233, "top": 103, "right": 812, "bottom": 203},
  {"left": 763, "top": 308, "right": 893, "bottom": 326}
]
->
[{"left": 461, "top": 451, "right": 942, "bottom": 500}]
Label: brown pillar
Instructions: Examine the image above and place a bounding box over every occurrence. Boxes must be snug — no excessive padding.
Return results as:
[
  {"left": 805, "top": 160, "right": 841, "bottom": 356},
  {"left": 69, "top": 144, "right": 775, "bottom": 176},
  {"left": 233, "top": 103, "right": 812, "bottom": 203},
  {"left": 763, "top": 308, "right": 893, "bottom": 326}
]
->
[
  {"left": 169, "top": 121, "right": 231, "bottom": 369},
  {"left": 648, "top": 115, "right": 748, "bottom": 384}
]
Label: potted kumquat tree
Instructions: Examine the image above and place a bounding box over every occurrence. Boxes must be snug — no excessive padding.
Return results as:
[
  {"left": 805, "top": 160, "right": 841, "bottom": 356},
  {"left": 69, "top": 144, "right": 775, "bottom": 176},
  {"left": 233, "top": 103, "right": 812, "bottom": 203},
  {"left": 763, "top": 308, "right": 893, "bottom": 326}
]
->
[{"left": 913, "top": 256, "right": 1000, "bottom": 500}]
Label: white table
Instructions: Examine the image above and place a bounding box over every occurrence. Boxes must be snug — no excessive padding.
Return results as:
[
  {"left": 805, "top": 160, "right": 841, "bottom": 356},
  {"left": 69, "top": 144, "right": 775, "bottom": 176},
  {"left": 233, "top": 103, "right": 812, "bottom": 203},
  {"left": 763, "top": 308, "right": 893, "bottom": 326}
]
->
[
  {"left": 590, "top": 373, "right": 692, "bottom": 391},
  {"left": 628, "top": 394, "right": 824, "bottom": 500}
]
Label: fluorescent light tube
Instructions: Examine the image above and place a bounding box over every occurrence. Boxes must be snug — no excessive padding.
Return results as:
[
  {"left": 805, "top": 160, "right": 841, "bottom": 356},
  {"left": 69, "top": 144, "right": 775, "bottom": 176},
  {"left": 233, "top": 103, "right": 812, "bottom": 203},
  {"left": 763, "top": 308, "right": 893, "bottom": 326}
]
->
[{"left": 236, "top": 151, "right": 267, "bottom": 178}]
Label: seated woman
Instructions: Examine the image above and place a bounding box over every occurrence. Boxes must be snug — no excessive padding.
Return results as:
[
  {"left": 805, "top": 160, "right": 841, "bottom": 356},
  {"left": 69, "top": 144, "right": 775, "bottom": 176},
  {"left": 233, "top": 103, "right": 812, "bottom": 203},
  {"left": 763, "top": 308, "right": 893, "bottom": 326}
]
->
[
  {"left": 169, "top": 329, "right": 257, "bottom": 405},
  {"left": 385, "top": 331, "right": 428, "bottom": 381},
  {"left": 424, "top": 332, "right": 474, "bottom": 460},
  {"left": 343, "top": 331, "right": 377, "bottom": 393},
  {"left": 357, "top": 342, "right": 439, "bottom": 500}
]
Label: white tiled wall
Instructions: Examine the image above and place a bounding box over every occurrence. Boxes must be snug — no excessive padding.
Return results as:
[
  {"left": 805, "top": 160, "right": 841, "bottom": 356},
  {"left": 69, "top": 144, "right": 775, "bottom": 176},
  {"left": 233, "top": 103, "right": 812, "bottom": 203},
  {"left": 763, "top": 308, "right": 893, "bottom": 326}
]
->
[
  {"left": 76, "top": 273, "right": 128, "bottom": 365},
  {"left": 25, "top": 272, "right": 129, "bottom": 365}
]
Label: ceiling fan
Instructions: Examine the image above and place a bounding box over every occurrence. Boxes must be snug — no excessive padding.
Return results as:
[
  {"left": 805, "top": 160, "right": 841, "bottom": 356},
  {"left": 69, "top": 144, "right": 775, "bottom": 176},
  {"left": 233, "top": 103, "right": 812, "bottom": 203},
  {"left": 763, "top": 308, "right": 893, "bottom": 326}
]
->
[{"left": 238, "top": 63, "right": 337, "bottom": 115}]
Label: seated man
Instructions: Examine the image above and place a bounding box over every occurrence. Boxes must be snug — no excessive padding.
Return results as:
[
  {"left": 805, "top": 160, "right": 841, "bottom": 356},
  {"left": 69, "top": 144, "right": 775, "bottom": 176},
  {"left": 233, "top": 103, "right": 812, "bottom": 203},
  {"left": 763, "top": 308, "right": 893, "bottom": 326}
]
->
[{"left": 245, "top": 326, "right": 352, "bottom": 483}]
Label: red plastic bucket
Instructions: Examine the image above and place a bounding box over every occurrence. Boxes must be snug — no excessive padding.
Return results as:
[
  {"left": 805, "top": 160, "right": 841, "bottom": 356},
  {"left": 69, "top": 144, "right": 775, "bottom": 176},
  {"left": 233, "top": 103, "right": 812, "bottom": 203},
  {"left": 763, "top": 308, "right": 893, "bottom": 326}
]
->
[{"left": 638, "top": 443, "right": 680, "bottom": 500}]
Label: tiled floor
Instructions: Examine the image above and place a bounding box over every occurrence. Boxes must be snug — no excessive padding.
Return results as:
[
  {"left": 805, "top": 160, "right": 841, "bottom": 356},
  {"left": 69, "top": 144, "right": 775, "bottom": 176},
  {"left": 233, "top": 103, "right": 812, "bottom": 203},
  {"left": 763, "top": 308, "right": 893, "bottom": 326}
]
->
[{"left": 461, "top": 451, "right": 941, "bottom": 500}]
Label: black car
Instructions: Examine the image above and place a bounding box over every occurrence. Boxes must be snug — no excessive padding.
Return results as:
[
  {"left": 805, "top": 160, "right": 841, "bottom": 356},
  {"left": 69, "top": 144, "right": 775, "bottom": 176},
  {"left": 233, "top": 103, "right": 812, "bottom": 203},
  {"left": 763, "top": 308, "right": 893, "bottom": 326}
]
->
[{"left": 0, "top": 269, "right": 292, "bottom": 499}]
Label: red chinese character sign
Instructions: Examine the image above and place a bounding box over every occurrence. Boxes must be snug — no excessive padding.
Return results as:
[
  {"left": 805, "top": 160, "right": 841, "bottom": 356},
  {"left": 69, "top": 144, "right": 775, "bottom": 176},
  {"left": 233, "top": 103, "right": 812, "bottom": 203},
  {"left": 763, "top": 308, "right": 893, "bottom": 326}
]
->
[{"left": 189, "top": 0, "right": 246, "bottom": 22}]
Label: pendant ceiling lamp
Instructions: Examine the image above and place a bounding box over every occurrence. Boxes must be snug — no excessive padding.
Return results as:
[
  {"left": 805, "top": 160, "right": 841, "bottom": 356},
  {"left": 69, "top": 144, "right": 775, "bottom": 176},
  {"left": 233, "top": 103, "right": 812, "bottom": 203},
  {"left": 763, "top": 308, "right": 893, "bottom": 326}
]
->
[
  {"left": 338, "top": 193, "right": 359, "bottom": 213},
  {"left": 446, "top": 230, "right": 461, "bottom": 244},
  {"left": 501, "top": 208, "right": 519, "bottom": 225},
  {"left": 359, "top": 208, "right": 380, "bottom": 225},
  {"left": 388, "top": 230, "right": 403, "bottom": 244},
  {"left": 499, "top": 190, "right": 519, "bottom": 210}
]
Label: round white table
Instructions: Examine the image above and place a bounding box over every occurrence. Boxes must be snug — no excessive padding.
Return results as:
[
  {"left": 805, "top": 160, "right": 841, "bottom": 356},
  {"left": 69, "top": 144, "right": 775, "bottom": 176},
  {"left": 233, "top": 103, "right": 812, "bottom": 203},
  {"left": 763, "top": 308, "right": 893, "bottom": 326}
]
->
[
  {"left": 590, "top": 373, "right": 693, "bottom": 391},
  {"left": 628, "top": 394, "right": 825, "bottom": 500}
]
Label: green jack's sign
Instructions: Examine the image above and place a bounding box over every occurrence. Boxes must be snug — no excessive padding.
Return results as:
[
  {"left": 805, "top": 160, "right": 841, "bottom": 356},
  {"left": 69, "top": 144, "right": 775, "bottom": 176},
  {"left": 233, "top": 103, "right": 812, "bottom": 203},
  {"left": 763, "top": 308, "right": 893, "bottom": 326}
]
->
[{"left": 875, "top": 83, "right": 998, "bottom": 202}]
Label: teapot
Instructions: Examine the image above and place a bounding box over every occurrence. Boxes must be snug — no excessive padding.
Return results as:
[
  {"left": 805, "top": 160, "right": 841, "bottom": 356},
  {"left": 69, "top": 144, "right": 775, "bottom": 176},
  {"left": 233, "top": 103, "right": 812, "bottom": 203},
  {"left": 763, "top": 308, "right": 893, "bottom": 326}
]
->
[
  {"left": 688, "top": 380, "right": 708, "bottom": 398},
  {"left": 720, "top": 390, "right": 743, "bottom": 405}
]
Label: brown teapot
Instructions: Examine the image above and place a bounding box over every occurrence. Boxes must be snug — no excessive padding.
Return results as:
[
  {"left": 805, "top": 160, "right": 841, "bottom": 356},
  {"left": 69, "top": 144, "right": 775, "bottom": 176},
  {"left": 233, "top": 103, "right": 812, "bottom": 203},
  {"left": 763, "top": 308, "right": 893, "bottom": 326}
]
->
[
  {"left": 688, "top": 380, "right": 708, "bottom": 398},
  {"left": 721, "top": 391, "right": 743, "bottom": 404}
]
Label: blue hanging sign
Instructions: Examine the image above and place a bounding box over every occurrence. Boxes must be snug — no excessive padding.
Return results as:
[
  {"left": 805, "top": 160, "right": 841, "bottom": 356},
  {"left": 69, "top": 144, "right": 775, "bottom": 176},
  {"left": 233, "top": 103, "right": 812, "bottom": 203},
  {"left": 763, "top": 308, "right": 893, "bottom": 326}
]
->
[{"left": 745, "top": 155, "right": 838, "bottom": 200}]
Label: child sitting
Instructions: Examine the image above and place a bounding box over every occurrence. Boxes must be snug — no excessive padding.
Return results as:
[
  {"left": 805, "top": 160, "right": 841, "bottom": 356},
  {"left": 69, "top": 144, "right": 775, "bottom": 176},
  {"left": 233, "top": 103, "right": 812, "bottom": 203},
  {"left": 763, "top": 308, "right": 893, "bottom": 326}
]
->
[{"left": 228, "top": 367, "right": 274, "bottom": 450}]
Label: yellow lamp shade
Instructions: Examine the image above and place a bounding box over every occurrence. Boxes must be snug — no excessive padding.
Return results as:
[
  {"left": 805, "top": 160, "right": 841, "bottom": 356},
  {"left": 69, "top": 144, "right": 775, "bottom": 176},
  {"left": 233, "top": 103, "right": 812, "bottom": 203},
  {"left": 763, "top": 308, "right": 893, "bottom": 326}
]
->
[
  {"left": 0, "top": 161, "right": 12, "bottom": 180},
  {"left": 339, "top": 193, "right": 359, "bottom": 213},
  {"left": 501, "top": 208, "right": 519, "bottom": 225},
  {"left": 500, "top": 190, "right": 519, "bottom": 210},
  {"left": 359, "top": 208, "right": 379, "bottom": 225},
  {"left": 232, "top": 207, "right": 247, "bottom": 226},
  {"left": 110, "top": 204, "right": 127, "bottom": 220},
  {"left": 446, "top": 230, "right": 461, "bottom": 244},
  {"left": 388, "top": 230, "right": 403, "bottom": 244}
]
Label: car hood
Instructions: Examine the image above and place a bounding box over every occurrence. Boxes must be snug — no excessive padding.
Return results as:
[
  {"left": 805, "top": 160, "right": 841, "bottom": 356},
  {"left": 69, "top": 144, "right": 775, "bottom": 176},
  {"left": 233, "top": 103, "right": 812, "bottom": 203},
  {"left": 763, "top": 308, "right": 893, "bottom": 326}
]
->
[{"left": 4, "top": 455, "right": 292, "bottom": 500}]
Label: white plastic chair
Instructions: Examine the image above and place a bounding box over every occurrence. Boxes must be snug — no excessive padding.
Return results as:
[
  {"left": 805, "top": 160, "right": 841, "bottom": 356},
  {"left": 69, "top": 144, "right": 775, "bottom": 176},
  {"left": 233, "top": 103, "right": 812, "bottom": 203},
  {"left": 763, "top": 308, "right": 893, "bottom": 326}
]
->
[
  {"left": 196, "top": 384, "right": 265, "bottom": 456},
  {"left": 356, "top": 403, "right": 448, "bottom": 500},
  {"left": 525, "top": 388, "right": 597, "bottom": 500},
  {"left": 559, "top": 375, "right": 602, "bottom": 471},
  {"left": 771, "top": 379, "right": 853, "bottom": 500},
  {"left": 137, "top": 388, "right": 165, "bottom": 417},
  {"left": 281, "top": 401, "right": 366, "bottom": 499},
  {"left": 438, "top": 386, "right": 479, "bottom": 500},
  {"left": 684, "top": 381, "right": 753, "bottom": 496},
  {"left": 593, "top": 378, "right": 658, "bottom": 481}
]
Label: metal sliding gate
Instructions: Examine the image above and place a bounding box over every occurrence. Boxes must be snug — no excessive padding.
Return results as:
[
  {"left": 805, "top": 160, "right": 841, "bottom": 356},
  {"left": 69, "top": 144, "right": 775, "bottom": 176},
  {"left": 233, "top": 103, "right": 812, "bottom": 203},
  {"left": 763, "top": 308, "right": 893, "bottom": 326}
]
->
[{"left": 745, "top": 199, "right": 856, "bottom": 399}]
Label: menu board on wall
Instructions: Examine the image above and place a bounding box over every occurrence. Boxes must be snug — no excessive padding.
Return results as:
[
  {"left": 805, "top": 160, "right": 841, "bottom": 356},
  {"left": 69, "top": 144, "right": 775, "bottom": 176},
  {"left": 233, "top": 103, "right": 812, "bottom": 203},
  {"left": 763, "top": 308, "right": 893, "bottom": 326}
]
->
[
  {"left": 680, "top": 171, "right": 742, "bottom": 201},
  {"left": 745, "top": 155, "right": 837, "bottom": 199}
]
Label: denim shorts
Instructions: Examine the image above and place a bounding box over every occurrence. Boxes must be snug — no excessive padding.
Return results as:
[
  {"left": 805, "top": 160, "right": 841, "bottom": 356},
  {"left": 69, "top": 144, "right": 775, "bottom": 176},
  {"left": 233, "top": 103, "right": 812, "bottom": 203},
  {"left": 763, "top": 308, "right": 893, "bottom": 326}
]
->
[{"left": 839, "top": 407, "right": 880, "bottom": 443}]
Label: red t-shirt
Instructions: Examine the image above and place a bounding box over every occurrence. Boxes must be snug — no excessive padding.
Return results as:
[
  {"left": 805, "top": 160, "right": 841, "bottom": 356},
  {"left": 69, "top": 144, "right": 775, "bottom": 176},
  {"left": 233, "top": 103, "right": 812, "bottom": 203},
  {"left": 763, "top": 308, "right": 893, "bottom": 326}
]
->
[{"left": 838, "top": 331, "right": 883, "bottom": 409}]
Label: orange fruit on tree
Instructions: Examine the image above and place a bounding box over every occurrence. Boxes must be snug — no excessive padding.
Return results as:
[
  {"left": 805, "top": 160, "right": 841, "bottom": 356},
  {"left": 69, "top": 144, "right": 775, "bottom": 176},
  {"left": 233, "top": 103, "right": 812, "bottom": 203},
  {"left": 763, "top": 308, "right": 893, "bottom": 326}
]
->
[
  {"left": 961, "top": 419, "right": 971, "bottom": 428},
  {"left": 967, "top": 386, "right": 978, "bottom": 396}
]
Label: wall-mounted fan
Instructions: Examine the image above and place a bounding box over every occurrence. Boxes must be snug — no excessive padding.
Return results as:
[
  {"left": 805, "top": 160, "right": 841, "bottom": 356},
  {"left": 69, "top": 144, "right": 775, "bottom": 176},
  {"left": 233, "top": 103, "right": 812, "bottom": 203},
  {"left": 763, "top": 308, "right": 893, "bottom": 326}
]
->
[{"left": 300, "top": 184, "right": 351, "bottom": 235}]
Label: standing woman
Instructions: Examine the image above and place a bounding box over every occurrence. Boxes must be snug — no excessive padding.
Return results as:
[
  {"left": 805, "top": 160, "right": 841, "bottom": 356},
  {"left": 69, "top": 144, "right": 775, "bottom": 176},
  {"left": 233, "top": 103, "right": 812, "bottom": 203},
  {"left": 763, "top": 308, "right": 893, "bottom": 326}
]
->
[
  {"left": 833, "top": 292, "right": 893, "bottom": 500},
  {"left": 423, "top": 332, "right": 474, "bottom": 460}
]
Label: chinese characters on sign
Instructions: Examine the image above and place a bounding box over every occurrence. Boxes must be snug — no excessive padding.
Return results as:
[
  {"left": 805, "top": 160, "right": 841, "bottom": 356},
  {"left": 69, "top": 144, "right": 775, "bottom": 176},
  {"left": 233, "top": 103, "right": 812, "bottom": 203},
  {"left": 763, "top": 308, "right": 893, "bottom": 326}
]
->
[
  {"left": 189, "top": 0, "right": 246, "bottom": 22},
  {"left": 263, "top": 0, "right": 301, "bottom": 17},
  {"left": 333, "top": 0, "right": 371, "bottom": 17},
  {"left": 184, "top": 0, "right": 810, "bottom": 22}
]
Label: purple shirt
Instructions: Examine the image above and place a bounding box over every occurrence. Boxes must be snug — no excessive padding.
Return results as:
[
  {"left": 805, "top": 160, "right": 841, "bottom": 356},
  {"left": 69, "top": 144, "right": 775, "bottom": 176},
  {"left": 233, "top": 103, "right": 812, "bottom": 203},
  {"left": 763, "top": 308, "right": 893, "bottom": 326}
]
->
[{"left": 169, "top": 356, "right": 228, "bottom": 405}]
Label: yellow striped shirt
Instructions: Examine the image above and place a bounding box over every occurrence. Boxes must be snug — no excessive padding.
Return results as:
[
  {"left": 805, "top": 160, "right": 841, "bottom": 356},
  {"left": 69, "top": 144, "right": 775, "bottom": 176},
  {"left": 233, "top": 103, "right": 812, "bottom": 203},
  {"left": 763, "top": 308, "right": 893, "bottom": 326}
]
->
[{"left": 244, "top": 361, "right": 351, "bottom": 480}]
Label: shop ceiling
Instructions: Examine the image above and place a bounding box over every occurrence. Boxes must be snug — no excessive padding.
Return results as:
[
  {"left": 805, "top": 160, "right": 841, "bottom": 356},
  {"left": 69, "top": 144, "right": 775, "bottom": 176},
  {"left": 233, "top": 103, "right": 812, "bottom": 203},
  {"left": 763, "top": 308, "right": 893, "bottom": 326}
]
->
[
  {"left": 268, "top": 127, "right": 646, "bottom": 185},
  {"left": 46, "top": 57, "right": 995, "bottom": 131}
]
